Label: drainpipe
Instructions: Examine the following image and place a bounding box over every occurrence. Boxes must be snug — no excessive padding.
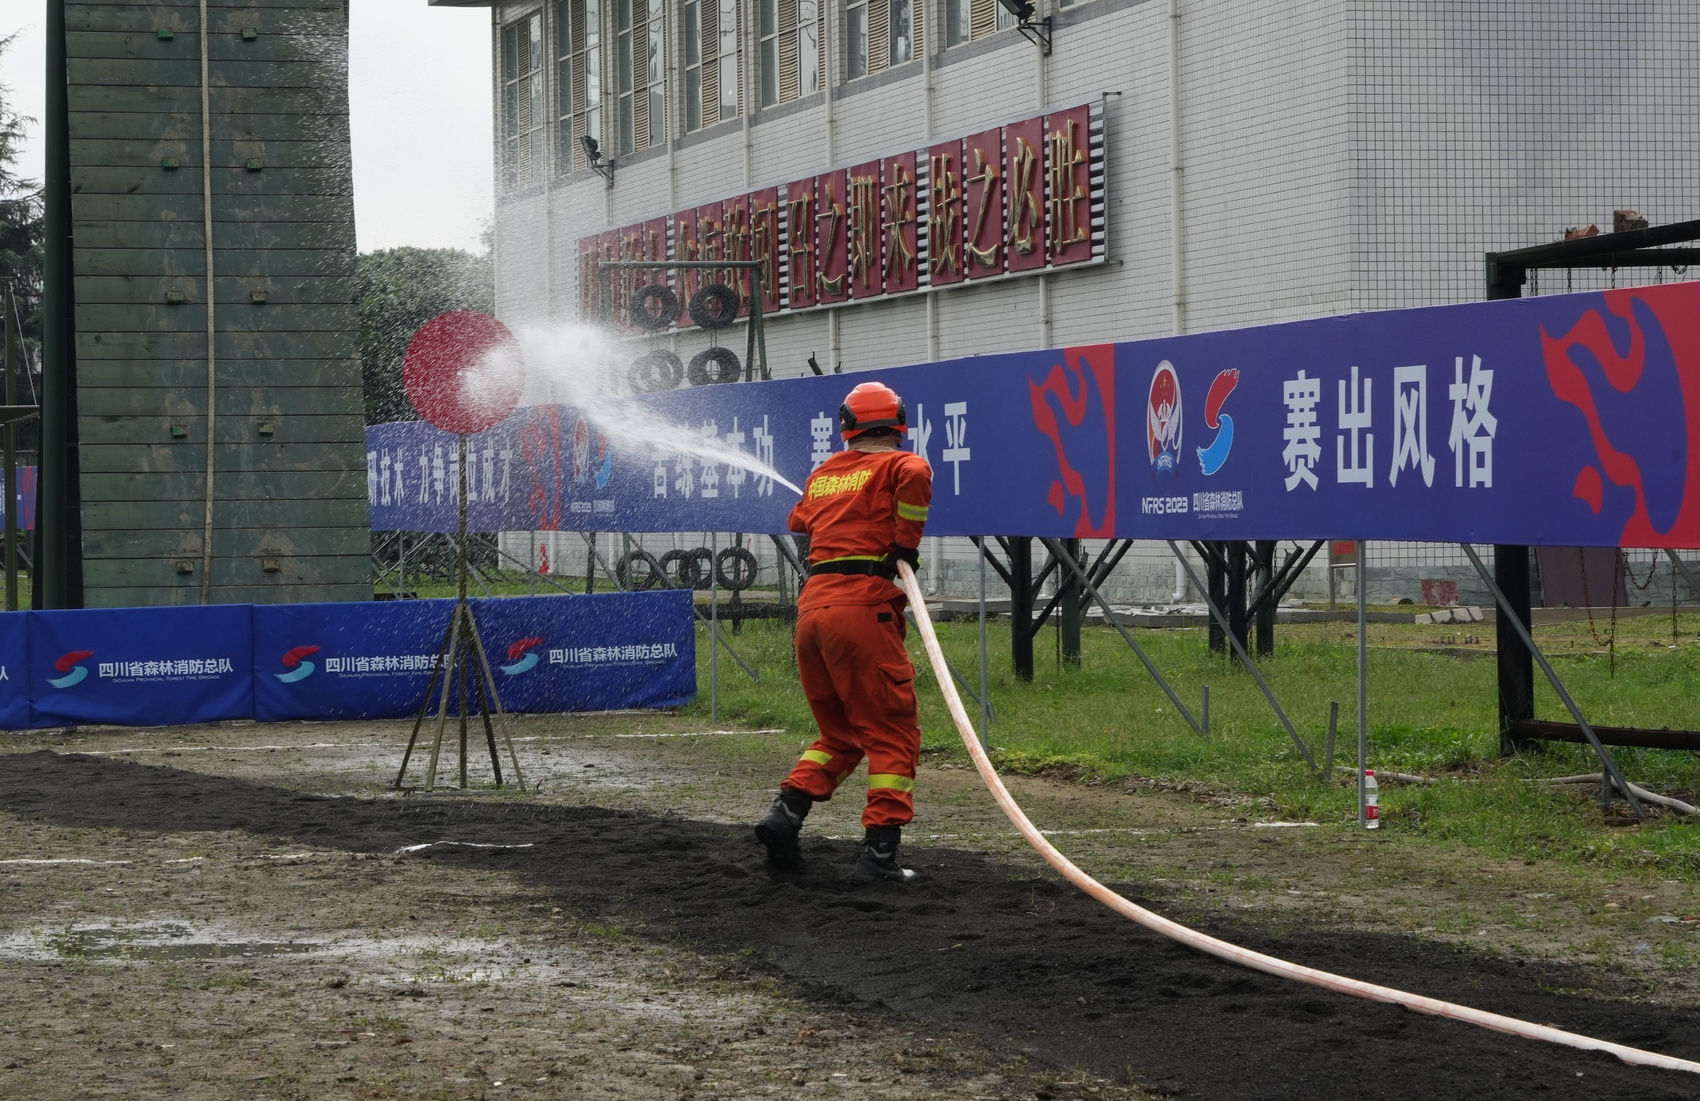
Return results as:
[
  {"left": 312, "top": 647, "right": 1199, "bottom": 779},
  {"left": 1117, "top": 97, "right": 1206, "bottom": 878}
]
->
[{"left": 1167, "top": 0, "right": 1184, "bottom": 334}]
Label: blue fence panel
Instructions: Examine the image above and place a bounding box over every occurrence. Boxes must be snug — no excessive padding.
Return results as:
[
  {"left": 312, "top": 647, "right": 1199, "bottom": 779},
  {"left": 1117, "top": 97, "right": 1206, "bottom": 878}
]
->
[
  {"left": 28, "top": 605, "right": 253, "bottom": 728},
  {"left": 470, "top": 591, "right": 697, "bottom": 713},
  {"left": 0, "top": 613, "right": 29, "bottom": 729},
  {"left": 253, "top": 599, "right": 455, "bottom": 722}
]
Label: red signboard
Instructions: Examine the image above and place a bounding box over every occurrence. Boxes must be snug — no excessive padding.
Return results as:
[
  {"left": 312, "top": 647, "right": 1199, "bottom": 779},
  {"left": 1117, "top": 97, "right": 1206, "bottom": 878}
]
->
[
  {"left": 815, "top": 169, "right": 850, "bottom": 305},
  {"left": 749, "top": 187, "right": 782, "bottom": 314},
  {"left": 962, "top": 127, "right": 1004, "bottom": 279},
  {"left": 1045, "top": 105, "right": 1093, "bottom": 267},
  {"left": 926, "top": 140, "right": 965, "bottom": 287},
  {"left": 1003, "top": 116, "right": 1045, "bottom": 273},
  {"left": 881, "top": 153, "right": 920, "bottom": 295},
  {"left": 572, "top": 103, "right": 1105, "bottom": 322},
  {"left": 784, "top": 177, "right": 818, "bottom": 309},
  {"left": 846, "top": 160, "right": 882, "bottom": 298}
]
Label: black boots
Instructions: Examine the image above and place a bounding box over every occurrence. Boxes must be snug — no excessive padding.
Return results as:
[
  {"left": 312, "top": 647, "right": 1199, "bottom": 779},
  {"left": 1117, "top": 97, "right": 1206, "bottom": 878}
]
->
[
  {"left": 754, "top": 789, "right": 812, "bottom": 872},
  {"left": 850, "top": 825, "right": 918, "bottom": 884}
]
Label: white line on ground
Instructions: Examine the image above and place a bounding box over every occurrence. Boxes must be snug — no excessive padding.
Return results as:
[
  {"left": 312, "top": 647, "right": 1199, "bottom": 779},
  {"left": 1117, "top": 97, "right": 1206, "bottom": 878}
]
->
[{"left": 393, "top": 842, "right": 537, "bottom": 854}]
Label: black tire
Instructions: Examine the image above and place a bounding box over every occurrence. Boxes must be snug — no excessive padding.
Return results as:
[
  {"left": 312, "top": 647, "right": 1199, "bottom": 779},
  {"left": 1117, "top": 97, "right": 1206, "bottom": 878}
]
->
[
  {"left": 688, "top": 547, "right": 714, "bottom": 590},
  {"left": 629, "top": 283, "right": 679, "bottom": 331},
  {"left": 688, "top": 283, "right": 740, "bottom": 330},
  {"left": 687, "top": 346, "right": 742, "bottom": 386},
  {"left": 615, "top": 549, "right": 663, "bottom": 591},
  {"left": 715, "top": 547, "right": 760, "bottom": 591},
  {"left": 628, "top": 349, "right": 684, "bottom": 393},
  {"left": 656, "top": 549, "right": 700, "bottom": 590}
]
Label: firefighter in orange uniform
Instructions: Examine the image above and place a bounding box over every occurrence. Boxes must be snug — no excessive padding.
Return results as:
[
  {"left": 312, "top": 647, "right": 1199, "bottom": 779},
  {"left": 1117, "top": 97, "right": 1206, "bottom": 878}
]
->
[{"left": 755, "top": 381, "right": 932, "bottom": 883}]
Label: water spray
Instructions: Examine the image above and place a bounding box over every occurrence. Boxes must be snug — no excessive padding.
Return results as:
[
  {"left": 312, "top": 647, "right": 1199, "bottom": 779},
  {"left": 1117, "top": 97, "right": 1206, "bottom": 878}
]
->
[{"left": 894, "top": 560, "right": 1700, "bottom": 1077}]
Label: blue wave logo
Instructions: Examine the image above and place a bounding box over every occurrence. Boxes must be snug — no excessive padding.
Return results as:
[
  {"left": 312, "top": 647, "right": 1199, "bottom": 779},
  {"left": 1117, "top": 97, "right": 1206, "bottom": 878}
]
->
[
  {"left": 501, "top": 636, "right": 544, "bottom": 675},
  {"left": 48, "top": 650, "right": 93, "bottom": 689},
  {"left": 274, "top": 645, "right": 321, "bottom": 683},
  {"left": 1196, "top": 369, "right": 1239, "bottom": 476}
]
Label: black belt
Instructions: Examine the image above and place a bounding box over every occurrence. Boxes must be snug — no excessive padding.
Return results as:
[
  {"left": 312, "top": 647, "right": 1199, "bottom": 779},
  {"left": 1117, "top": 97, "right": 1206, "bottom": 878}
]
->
[{"left": 808, "top": 558, "right": 896, "bottom": 579}]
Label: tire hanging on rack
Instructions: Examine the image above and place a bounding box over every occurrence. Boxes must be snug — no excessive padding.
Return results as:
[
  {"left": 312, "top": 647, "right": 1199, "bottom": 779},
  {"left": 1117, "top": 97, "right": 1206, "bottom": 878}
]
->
[
  {"left": 629, "top": 284, "right": 679, "bottom": 331},
  {"left": 629, "top": 349, "right": 684, "bottom": 393},
  {"left": 615, "top": 548, "right": 663, "bottom": 591},
  {"left": 714, "top": 547, "right": 760, "bottom": 591},
  {"left": 687, "top": 346, "right": 741, "bottom": 386},
  {"left": 688, "top": 283, "right": 740, "bottom": 329},
  {"left": 656, "top": 549, "right": 701, "bottom": 590},
  {"left": 688, "top": 546, "right": 715, "bottom": 590}
]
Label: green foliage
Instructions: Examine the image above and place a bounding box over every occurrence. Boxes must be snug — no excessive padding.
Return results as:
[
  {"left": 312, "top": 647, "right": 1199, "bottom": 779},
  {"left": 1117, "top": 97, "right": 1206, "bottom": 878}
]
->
[
  {"left": 0, "top": 32, "right": 44, "bottom": 362},
  {"left": 356, "top": 247, "right": 493, "bottom": 424}
]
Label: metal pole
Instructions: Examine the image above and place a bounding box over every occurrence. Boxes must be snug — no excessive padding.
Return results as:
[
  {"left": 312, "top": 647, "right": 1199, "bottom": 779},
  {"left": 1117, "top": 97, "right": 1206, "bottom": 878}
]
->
[
  {"left": 1168, "top": 541, "right": 1318, "bottom": 771},
  {"left": 2, "top": 280, "right": 16, "bottom": 611},
  {"left": 978, "top": 535, "right": 990, "bottom": 748},
  {"left": 1356, "top": 539, "right": 1367, "bottom": 825},
  {"left": 1043, "top": 536, "right": 1202, "bottom": 735},
  {"left": 1664, "top": 549, "right": 1700, "bottom": 604},
  {"left": 710, "top": 530, "right": 719, "bottom": 722},
  {"left": 1461, "top": 544, "right": 1644, "bottom": 817}
]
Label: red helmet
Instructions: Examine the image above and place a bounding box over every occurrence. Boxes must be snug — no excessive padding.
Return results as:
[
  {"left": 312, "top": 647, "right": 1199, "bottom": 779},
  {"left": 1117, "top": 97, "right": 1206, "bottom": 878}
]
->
[{"left": 839, "top": 381, "right": 907, "bottom": 440}]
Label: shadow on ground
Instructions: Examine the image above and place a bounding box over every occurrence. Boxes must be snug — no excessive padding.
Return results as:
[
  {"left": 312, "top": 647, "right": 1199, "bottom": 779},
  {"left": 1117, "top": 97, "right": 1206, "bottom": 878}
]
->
[{"left": 0, "top": 750, "right": 1695, "bottom": 1101}]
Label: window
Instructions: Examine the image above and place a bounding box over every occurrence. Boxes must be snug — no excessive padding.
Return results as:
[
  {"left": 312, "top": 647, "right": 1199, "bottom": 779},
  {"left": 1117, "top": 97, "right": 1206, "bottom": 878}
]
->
[
  {"left": 502, "top": 13, "right": 546, "bottom": 187},
  {"left": 558, "top": 0, "right": 602, "bottom": 173},
  {"left": 686, "top": 0, "right": 740, "bottom": 131},
  {"left": 759, "top": 0, "right": 824, "bottom": 107},
  {"left": 945, "top": 0, "right": 1016, "bottom": 47},
  {"left": 846, "top": 0, "right": 920, "bottom": 79},
  {"left": 616, "top": 0, "right": 666, "bottom": 154}
]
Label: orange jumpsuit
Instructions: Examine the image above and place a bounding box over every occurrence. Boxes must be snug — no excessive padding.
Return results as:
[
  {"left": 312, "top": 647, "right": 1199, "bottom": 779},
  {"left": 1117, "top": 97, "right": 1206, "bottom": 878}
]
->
[{"left": 781, "top": 447, "right": 933, "bottom": 828}]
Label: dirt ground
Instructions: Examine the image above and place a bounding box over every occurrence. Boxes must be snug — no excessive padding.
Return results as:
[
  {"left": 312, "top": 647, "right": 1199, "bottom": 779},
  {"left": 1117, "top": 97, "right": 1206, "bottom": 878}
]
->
[{"left": 0, "top": 715, "right": 1698, "bottom": 1100}]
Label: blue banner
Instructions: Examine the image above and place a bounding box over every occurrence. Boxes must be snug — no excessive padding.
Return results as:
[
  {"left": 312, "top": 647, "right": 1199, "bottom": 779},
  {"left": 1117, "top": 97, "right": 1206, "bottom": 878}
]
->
[
  {"left": 28, "top": 605, "right": 253, "bottom": 728},
  {"left": 253, "top": 599, "right": 454, "bottom": 722},
  {"left": 253, "top": 592, "right": 695, "bottom": 722},
  {"left": 0, "top": 613, "right": 29, "bottom": 729},
  {"left": 367, "top": 282, "right": 1700, "bottom": 548}
]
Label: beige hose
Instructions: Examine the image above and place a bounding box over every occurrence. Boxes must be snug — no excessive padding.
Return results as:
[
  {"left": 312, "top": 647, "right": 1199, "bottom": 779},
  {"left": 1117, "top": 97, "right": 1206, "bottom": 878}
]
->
[{"left": 895, "top": 562, "right": 1700, "bottom": 1076}]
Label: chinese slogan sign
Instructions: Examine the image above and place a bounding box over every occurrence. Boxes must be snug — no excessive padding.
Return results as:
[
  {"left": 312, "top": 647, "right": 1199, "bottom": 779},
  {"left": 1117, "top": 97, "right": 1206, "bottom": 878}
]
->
[
  {"left": 578, "top": 102, "right": 1106, "bottom": 324},
  {"left": 370, "top": 281, "right": 1700, "bottom": 550}
]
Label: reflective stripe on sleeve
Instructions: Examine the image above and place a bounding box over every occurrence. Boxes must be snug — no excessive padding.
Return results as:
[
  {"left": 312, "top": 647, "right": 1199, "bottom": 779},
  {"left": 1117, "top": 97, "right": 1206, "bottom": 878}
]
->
[
  {"left": 896, "top": 500, "right": 929, "bottom": 521},
  {"left": 867, "top": 773, "right": 915, "bottom": 792},
  {"left": 800, "top": 749, "right": 834, "bottom": 766}
]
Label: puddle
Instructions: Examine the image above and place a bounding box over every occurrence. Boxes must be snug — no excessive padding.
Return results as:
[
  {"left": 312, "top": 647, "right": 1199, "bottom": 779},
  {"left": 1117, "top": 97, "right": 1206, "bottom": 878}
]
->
[{"left": 0, "top": 923, "right": 323, "bottom": 962}]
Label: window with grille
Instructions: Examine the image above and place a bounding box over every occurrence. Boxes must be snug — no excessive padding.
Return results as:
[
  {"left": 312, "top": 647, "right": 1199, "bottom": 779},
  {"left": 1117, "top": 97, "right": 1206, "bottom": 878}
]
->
[
  {"left": 557, "top": 0, "right": 602, "bottom": 173},
  {"left": 944, "top": 0, "right": 1016, "bottom": 48},
  {"left": 686, "top": 0, "right": 740, "bottom": 131},
  {"left": 502, "top": 13, "right": 546, "bottom": 187},
  {"left": 759, "top": 0, "right": 825, "bottom": 108},
  {"left": 846, "top": 0, "right": 920, "bottom": 80},
  {"left": 616, "top": 0, "right": 666, "bottom": 154}
]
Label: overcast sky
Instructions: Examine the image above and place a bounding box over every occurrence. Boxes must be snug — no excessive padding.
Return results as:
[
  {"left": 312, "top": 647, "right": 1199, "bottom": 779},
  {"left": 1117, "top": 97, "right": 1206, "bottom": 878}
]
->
[{"left": 1, "top": 0, "right": 494, "bottom": 254}]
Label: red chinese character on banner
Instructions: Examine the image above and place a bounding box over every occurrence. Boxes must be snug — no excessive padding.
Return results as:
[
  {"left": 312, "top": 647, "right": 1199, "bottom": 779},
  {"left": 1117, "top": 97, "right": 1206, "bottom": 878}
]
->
[
  {"left": 785, "top": 178, "right": 817, "bottom": 309},
  {"left": 927, "top": 140, "right": 964, "bottom": 287},
  {"left": 962, "top": 128, "right": 1003, "bottom": 277},
  {"left": 720, "top": 194, "right": 752, "bottom": 313},
  {"left": 673, "top": 207, "right": 701, "bottom": 327},
  {"left": 1046, "top": 105, "right": 1093, "bottom": 267},
  {"left": 1004, "top": 115, "right": 1045, "bottom": 273},
  {"left": 815, "top": 169, "right": 849, "bottom": 304},
  {"left": 846, "top": 160, "right": 882, "bottom": 297},
  {"left": 749, "top": 187, "right": 781, "bottom": 314}
]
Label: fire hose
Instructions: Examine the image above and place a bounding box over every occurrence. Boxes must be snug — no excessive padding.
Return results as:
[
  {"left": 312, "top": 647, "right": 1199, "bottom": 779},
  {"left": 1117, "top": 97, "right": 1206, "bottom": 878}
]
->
[{"left": 894, "top": 561, "right": 1700, "bottom": 1076}]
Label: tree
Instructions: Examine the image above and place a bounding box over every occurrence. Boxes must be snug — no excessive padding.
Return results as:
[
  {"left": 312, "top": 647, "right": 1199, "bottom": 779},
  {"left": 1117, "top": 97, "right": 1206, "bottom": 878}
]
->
[
  {"left": 356, "top": 247, "right": 494, "bottom": 424},
  {"left": 0, "top": 31, "right": 43, "bottom": 373}
]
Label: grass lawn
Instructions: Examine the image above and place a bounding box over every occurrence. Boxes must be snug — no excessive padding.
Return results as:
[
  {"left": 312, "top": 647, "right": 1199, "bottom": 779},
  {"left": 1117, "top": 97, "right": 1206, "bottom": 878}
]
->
[{"left": 682, "top": 608, "right": 1700, "bottom": 879}]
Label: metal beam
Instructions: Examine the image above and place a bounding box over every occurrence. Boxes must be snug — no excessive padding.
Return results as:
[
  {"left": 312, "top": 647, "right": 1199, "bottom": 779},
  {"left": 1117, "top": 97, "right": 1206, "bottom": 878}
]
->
[{"left": 1461, "top": 544, "right": 1643, "bottom": 818}]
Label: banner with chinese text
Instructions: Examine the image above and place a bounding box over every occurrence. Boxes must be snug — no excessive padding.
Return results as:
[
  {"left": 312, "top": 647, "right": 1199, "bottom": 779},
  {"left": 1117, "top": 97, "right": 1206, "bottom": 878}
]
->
[{"left": 369, "top": 281, "right": 1700, "bottom": 549}]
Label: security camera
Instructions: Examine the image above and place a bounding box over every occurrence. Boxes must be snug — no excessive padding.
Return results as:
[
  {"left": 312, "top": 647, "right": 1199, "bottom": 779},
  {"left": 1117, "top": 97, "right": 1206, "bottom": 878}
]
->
[{"left": 995, "top": 0, "right": 1036, "bottom": 21}]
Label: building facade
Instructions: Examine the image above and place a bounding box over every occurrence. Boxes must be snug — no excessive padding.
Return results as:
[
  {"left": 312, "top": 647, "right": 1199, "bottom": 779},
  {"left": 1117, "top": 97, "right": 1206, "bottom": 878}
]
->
[{"left": 463, "top": 0, "right": 1699, "bottom": 601}]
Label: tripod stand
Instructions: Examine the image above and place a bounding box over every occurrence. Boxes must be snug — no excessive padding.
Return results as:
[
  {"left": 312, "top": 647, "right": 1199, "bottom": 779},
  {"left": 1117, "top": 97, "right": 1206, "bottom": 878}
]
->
[{"left": 394, "top": 433, "right": 527, "bottom": 791}]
